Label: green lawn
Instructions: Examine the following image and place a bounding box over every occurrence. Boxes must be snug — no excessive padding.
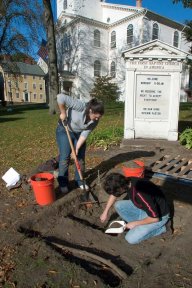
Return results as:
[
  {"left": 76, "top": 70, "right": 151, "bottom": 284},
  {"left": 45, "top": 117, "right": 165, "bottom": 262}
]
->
[{"left": 0, "top": 102, "right": 191, "bottom": 173}]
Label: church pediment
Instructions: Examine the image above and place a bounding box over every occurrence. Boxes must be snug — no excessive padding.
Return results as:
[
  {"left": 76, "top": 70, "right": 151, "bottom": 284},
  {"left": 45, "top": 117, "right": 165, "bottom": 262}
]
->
[{"left": 123, "top": 40, "right": 188, "bottom": 59}]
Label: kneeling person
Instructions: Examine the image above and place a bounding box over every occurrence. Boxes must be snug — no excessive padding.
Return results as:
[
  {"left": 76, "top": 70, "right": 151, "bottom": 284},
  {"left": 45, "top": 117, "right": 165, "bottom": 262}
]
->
[{"left": 100, "top": 173, "right": 170, "bottom": 244}]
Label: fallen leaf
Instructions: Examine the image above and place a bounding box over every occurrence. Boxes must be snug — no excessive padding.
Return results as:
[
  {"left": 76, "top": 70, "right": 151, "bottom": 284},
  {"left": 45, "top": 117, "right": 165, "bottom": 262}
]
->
[{"left": 48, "top": 270, "right": 58, "bottom": 274}]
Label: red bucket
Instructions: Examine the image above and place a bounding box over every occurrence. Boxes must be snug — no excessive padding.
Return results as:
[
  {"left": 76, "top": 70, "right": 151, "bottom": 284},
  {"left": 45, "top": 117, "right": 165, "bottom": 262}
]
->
[
  {"left": 30, "top": 173, "right": 55, "bottom": 206},
  {"left": 122, "top": 160, "right": 145, "bottom": 178}
]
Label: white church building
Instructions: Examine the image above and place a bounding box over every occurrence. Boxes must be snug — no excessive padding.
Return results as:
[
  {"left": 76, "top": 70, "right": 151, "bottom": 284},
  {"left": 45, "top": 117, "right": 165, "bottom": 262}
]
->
[{"left": 56, "top": 0, "right": 190, "bottom": 101}]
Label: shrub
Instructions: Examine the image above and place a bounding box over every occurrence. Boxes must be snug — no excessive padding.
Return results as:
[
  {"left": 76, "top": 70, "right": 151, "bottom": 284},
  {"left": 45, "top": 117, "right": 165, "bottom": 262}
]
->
[
  {"left": 90, "top": 76, "right": 120, "bottom": 103},
  {"left": 179, "top": 128, "right": 192, "bottom": 149},
  {"left": 87, "top": 126, "right": 124, "bottom": 150}
]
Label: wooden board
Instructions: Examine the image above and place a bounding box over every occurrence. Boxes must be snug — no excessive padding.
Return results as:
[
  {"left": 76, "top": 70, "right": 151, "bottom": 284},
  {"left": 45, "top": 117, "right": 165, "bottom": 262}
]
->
[{"left": 146, "top": 155, "right": 192, "bottom": 181}]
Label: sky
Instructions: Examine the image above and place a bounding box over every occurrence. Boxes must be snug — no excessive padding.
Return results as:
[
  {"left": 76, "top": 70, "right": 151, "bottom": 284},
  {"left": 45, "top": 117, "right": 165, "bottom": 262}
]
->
[{"left": 106, "top": 0, "right": 192, "bottom": 24}]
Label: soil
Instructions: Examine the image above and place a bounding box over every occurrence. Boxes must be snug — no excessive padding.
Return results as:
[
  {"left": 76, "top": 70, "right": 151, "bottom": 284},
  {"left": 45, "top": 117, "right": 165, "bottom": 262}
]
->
[{"left": 0, "top": 139, "right": 192, "bottom": 288}]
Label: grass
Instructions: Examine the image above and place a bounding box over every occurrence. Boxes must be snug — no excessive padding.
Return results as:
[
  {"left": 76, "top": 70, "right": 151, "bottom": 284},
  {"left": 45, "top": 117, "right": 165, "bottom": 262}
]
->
[{"left": 0, "top": 102, "right": 191, "bottom": 173}]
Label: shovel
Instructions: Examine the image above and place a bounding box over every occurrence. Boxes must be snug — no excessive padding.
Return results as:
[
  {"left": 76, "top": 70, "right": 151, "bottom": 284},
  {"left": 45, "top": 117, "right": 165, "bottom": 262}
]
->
[{"left": 62, "top": 120, "right": 91, "bottom": 204}]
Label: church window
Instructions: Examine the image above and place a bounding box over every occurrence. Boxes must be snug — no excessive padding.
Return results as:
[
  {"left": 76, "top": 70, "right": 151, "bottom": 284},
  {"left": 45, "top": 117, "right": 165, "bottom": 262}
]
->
[
  {"left": 152, "top": 23, "right": 159, "bottom": 40},
  {"left": 110, "top": 61, "right": 116, "bottom": 78},
  {"left": 67, "top": 33, "right": 71, "bottom": 50},
  {"left": 64, "top": 0, "right": 67, "bottom": 10},
  {"left": 111, "top": 31, "right": 116, "bottom": 48},
  {"left": 94, "top": 60, "right": 101, "bottom": 77},
  {"left": 62, "top": 33, "right": 71, "bottom": 53},
  {"left": 94, "top": 30, "right": 100, "bottom": 47},
  {"left": 127, "top": 24, "right": 133, "bottom": 44},
  {"left": 173, "top": 31, "right": 179, "bottom": 48}
]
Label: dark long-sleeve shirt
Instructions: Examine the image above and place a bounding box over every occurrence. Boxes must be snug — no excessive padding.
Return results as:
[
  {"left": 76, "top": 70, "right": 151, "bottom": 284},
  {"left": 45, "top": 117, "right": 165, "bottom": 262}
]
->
[{"left": 128, "top": 178, "right": 170, "bottom": 218}]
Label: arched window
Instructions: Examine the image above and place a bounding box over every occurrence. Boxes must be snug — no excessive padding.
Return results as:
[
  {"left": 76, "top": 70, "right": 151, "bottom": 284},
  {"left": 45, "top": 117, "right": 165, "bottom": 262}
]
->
[
  {"left": 63, "top": 33, "right": 68, "bottom": 52},
  {"left": 152, "top": 23, "right": 159, "bottom": 40},
  {"left": 94, "top": 30, "right": 100, "bottom": 47},
  {"left": 127, "top": 24, "right": 133, "bottom": 44},
  {"left": 67, "top": 33, "right": 71, "bottom": 50},
  {"left": 110, "top": 61, "right": 116, "bottom": 78},
  {"left": 111, "top": 31, "right": 116, "bottom": 48},
  {"left": 173, "top": 31, "right": 179, "bottom": 48},
  {"left": 94, "top": 60, "right": 101, "bottom": 77},
  {"left": 64, "top": 0, "right": 67, "bottom": 10}
]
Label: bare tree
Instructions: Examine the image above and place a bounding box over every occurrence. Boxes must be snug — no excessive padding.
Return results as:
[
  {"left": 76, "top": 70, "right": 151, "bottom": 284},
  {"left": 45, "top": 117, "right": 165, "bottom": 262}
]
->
[
  {"left": 0, "top": 0, "right": 45, "bottom": 56},
  {"left": 43, "top": 0, "right": 59, "bottom": 114},
  {"left": 173, "top": 0, "right": 192, "bottom": 8}
]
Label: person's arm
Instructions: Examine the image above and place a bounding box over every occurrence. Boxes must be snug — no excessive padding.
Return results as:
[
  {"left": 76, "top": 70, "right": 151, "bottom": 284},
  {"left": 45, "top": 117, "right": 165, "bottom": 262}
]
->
[
  {"left": 57, "top": 93, "right": 85, "bottom": 121},
  {"left": 100, "top": 195, "right": 117, "bottom": 223},
  {"left": 58, "top": 103, "right": 67, "bottom": 121},
  {"left": 126, "top": 216, "right": 159, "bottom": 230},
  {"left": 76, "top": 122, "right": 99, "bottom": 154},
  {"left": 75, "top": 135, "right": 86, "bottom": 155}
]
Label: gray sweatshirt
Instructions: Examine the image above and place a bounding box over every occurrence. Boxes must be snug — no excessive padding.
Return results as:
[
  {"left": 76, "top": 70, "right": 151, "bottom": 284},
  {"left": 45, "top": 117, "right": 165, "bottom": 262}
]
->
[{"left": 57, "top": 93, "right": 99, "bottom": 139}]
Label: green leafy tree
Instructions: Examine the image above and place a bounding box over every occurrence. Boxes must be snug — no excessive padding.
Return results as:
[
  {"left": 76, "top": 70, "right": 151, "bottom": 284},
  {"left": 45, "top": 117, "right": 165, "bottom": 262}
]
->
[
  {"left": 90, "top": 76, "right": 120, "bottom": 104},
  {"left": 173, "top": 0, "right": 192, "bottom": 7}
]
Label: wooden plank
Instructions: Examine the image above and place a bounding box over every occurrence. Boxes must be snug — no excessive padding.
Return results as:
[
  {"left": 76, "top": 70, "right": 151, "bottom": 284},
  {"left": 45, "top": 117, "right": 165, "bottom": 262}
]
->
[
  {"left": 187, "top": 171, "right": 192, "bottom": 179},
  {"left": 151, "top": 155, "right": 174, "bottom": 170},
  {"left": 177, "top": 162, "right": 192, "bottom": 177},
  {"left": 146, "top": 154, "right": 166, "bottom": 169},
  {"left": 160, "top": 155, "right": 182, "bottom": 172},
  {"left": 146, "top": 154, "right": 192, "bottom": 181},
  {"left": 169, "top": 158, "right": 188, "bottom": 174}
]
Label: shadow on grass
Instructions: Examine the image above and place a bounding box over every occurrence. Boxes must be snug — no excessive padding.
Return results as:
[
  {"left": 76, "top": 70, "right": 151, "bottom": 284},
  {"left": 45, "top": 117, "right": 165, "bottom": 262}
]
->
[
  {"left": 179, "top": 103, "right": 192, "bottom": 111},
  {"left": 178, "top": 120, "right": 192, "bottom": 133},
  {"left": 0, "top": 103, "right": 48, "bottom": 116},
  {"left": 0, "top": 117, "right": 25, "bottom": 123}
]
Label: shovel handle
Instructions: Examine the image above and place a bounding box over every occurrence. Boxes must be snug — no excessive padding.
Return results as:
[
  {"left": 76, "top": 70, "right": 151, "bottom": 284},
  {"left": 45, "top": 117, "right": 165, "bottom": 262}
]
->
[{"left": 62, "top": 121, "right": 83, "bottom": 181}]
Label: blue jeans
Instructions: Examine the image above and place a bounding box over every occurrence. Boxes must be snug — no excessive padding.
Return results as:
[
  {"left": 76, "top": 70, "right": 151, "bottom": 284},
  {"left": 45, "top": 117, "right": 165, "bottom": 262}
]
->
[
  {"left": 115, "top": 200, "right": 170, "bottom": 244},
  {"left": 56, "top": 123, "right": 86, "bottom": 188}
]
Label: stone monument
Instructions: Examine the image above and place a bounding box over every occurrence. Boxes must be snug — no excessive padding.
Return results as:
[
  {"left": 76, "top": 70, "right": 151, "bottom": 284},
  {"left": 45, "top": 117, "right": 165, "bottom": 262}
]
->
[{"left": 123, "top": 40, "right": 189, "bottom": 141}]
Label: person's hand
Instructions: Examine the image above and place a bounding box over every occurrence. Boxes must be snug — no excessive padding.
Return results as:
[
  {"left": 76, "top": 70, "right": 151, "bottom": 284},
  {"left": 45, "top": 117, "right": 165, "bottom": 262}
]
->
[
  {"left": 60, "top": 112, "right": 67, "bottom": 121},
  {"left": 100, "top": 211, "right": 108, "bottom": 223},
  {"left": 126, "top": 221, "right": 138, "bottom": 230}
]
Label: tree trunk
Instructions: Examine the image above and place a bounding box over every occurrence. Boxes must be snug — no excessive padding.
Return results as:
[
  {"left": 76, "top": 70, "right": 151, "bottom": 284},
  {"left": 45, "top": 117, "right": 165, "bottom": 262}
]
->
[{"left": 43, "top": 0, "right": 59, "bottom": 114}]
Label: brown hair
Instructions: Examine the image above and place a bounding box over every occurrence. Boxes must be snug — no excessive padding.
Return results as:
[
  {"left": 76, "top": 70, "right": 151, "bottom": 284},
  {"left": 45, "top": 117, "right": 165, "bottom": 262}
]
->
[
  {"left": 85, "top": 98, "right": 104, "bottom": 116},
  {"left": 103, "top": 173, "right": 131, "bottom": 197}
]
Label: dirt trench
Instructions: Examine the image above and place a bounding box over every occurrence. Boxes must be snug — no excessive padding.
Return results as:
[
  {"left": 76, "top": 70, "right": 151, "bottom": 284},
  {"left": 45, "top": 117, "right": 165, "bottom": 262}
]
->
[
  {"left": 1, "top": 144, "right": 192, "bottom": 288},
  {"left": 15, "top": 180, "right": 192, "bottom": 288}
]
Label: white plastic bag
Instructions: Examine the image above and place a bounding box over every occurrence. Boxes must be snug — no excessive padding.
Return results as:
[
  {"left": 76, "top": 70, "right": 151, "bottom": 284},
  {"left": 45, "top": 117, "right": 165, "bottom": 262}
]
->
[{"left": 2, "top": 167, "right": 20, "bottom": 188}]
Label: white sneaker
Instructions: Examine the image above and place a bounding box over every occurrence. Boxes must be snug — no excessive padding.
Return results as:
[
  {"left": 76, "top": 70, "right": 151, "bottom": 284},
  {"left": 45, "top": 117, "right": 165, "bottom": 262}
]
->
[{"left": 79, "top": 184, "right": 89, "bottom": 191}]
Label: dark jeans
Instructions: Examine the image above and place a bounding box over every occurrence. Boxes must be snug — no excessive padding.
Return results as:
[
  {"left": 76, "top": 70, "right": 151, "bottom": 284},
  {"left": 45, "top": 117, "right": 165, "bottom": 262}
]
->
[{"left": 56, "top": 123, "right": 86, "bottom": 188}]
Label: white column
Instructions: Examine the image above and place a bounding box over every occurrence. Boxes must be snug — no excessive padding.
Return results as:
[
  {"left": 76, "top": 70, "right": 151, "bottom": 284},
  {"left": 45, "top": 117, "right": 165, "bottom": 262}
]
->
[
  {"left": 124, "top": 65, "right": 136, "bottom": 139},
  {"left": 168, "top": 71, "right": 181, "bottom": 141}
]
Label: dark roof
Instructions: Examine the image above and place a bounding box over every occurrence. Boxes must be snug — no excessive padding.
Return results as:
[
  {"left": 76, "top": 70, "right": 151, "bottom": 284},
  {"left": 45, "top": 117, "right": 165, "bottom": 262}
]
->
[{"left": 0, "top": 61, "right": 45, "bottom": 76}]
